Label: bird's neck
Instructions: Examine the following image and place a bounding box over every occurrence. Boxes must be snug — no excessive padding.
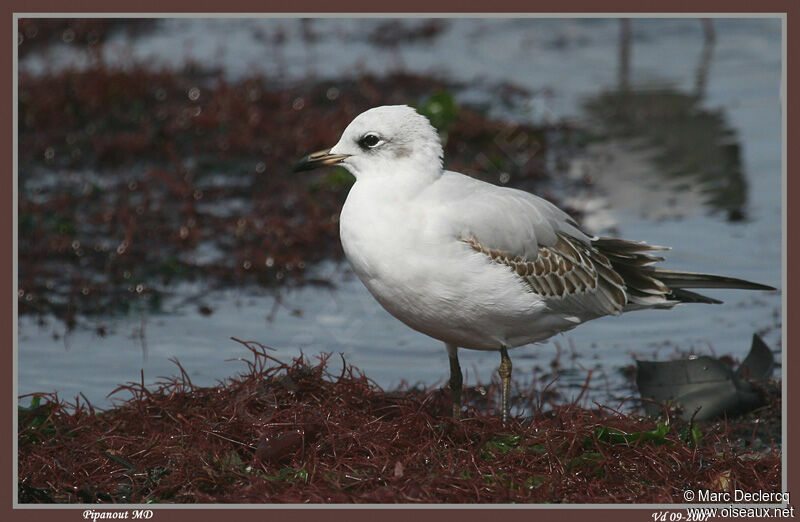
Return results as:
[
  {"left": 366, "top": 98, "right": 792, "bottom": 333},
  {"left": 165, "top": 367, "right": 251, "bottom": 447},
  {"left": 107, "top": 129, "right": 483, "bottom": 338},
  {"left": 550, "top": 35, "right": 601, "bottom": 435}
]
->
[{"left": 354, "top": 158, "right": 443, "bottom": 201}]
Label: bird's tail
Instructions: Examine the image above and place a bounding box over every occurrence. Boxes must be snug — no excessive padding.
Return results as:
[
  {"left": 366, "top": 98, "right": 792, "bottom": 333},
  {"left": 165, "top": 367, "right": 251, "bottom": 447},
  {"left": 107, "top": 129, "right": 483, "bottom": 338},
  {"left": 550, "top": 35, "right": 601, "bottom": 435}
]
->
[{"left": 592, "top": 237, "right": 775, "bottom": 308}]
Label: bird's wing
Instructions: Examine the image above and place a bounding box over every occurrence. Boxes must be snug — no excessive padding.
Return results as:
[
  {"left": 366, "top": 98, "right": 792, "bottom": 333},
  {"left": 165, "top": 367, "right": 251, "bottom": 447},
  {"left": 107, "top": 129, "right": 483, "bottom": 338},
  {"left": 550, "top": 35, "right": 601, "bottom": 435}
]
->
[
  {"left": 432, "top": 172, "right": 590, "bottom": 256},
  {"left": 429, "top": 172, "right": 629, "bottom": 316}
]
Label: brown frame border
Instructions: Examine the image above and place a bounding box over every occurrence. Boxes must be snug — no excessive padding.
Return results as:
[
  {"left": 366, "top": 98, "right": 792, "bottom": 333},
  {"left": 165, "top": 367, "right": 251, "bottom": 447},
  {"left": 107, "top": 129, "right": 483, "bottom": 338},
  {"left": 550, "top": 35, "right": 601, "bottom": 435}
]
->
[{"left": 6, "top": 3, "right": 794, "bottom": 521}]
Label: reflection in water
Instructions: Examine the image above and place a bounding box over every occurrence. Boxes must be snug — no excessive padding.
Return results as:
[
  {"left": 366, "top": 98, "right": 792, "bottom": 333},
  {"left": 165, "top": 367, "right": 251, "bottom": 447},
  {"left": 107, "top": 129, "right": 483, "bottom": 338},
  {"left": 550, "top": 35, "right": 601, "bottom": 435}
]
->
[
  {"left": 582, "top": 19, "right": 746, "bottom": 222},
  {"left": 618, "top": 19, "right": 630, "bottom": 92},
  {"left": 694, "top": 19, "right": 716, "bottom": 98}
]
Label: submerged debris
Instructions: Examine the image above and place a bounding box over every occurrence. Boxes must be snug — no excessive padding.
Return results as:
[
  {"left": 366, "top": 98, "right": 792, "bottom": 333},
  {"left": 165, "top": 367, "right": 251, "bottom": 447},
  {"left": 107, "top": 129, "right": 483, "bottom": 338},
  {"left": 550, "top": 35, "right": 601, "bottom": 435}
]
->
[{"left": 637, "top": 334, "right": 777, "bottom": 421}]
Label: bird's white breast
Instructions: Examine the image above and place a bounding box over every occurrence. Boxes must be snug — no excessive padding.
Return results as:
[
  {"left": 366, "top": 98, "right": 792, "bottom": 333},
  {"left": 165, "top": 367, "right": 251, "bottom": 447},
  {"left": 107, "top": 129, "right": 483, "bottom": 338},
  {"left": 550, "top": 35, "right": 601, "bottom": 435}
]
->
[{"left": 339, "top": 177, "right": 578, "bottom": 350}]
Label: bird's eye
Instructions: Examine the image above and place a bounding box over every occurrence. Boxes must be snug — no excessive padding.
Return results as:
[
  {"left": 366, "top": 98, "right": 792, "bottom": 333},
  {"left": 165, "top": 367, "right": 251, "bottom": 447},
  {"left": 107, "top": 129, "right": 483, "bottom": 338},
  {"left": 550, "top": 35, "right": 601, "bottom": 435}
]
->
[{"left": 358, "top": 134, "right": 382, "bottom": 149}]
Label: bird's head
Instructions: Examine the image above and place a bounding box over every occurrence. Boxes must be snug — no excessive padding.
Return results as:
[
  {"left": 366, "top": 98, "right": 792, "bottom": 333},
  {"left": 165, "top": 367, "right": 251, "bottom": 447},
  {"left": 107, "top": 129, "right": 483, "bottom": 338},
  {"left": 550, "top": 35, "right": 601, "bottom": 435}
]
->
[{"left": 293, "top": 105, "right": 443, "bottom": 180}]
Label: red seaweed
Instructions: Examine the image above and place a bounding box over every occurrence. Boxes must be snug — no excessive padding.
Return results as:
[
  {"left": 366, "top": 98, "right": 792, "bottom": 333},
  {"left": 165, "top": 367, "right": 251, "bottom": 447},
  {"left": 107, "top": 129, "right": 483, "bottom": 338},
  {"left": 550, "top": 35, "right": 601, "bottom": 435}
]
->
[
  {"left": 17, "top": 341, "right": 781, "bottom": 504},
  {"left": 19, "top": 60, "right": 561, "bottom": 325}
]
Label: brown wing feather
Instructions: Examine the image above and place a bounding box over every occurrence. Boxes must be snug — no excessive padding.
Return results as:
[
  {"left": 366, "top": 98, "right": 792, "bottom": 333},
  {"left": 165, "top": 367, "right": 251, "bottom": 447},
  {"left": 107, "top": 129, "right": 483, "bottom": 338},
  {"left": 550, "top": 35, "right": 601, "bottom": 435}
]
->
[
  {"left": 464, "top": 234, "right": 772, "bottom": 314},
  {"left": 463, "top": 235, "right": 627, "bottom": 315}
]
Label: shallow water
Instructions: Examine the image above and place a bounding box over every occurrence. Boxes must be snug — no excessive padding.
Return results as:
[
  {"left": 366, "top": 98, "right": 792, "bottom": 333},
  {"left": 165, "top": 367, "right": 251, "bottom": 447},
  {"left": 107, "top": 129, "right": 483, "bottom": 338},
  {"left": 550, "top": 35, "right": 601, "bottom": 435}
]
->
[{"left": 18, "top": 17, "right": 782, "bottom": 410}]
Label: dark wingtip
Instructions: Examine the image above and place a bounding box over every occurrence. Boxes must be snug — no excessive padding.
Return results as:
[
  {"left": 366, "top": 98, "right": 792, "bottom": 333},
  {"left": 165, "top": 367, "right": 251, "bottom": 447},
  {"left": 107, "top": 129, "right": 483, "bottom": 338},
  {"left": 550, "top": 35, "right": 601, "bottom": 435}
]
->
[
  {"left": 669, "top": 288, "right": 724, "bottom": 304},
  {"left": 726, "top": 280, "right": 778, "bottom": 292}
]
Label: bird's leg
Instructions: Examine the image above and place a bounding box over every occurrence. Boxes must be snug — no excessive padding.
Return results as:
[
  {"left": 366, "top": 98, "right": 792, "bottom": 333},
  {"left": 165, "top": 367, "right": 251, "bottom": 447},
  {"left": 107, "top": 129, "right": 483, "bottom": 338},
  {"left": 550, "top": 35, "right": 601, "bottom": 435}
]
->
[
  {"left": 498, "top": 344, "right": 513, "bottom": 424},
  {"left": 446, "top": 343, "right": 462, "bottom": 419}
]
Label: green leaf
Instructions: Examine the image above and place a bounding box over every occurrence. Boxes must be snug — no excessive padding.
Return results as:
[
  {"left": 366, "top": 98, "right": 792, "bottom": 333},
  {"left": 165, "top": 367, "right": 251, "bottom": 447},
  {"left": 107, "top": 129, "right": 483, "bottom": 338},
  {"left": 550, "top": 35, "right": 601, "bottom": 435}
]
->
[
  {"left": 567, "top": 451, "right": 605, "bottom": 473},
  {"left": 218, "top": 450, "right": 244, "bottom": 471},
  {"left": 481, "top": 434, "right": 522, "bottom": 459},
  {"left": 264, "top": 467, "right": 309, "bottom": 484},
  {"left": 18, "top": 395, "right": 57, "bottom": 444},
  {"left": 414, "top": 91, "right": 459, "bottom": 133},
  {"left": 322, "top": 167, "right": 355, "bottom": 188},
  {"left": 594, "top": 421, "right": 670, "bottom": 445},
  {"left": 680, "top": 422, "right": 704, "bottom": 448}
]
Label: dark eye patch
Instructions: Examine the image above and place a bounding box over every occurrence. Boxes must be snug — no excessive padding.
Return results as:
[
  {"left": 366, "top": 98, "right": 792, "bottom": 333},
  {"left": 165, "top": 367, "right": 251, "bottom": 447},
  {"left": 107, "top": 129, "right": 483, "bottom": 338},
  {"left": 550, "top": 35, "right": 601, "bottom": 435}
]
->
[{"left": 358, "top": 134, "right": 381, "bottom": 149}]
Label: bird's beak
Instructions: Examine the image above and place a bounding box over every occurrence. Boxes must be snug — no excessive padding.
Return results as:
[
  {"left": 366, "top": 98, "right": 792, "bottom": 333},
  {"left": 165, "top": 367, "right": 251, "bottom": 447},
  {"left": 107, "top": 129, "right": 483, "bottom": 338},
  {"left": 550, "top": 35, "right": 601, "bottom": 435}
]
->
[{"left": 292, "top": 148, "right": 350, "bottom": 172}]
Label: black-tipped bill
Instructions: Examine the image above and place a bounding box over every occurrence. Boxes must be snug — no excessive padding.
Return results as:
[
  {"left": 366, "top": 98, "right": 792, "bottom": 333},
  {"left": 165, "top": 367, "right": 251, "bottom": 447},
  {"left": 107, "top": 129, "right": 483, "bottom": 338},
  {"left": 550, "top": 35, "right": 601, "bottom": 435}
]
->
[{"left": 292, "top": 148, "right": 350, "bottom": 172}]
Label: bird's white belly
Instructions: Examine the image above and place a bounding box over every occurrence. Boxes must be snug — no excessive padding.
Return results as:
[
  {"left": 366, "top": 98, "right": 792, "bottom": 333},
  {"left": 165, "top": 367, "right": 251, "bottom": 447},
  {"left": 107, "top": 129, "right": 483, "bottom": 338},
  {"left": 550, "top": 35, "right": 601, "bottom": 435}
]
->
[{"left": 339, "top": 188, "right": 580, "bottom": 350}]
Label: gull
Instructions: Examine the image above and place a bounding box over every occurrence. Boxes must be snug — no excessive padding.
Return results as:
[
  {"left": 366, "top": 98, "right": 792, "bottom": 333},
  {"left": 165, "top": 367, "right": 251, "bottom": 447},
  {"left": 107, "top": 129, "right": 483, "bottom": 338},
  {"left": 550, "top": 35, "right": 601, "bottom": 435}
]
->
[{"left": 293, "top": 105, "right": 775, "bottom": 423}]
